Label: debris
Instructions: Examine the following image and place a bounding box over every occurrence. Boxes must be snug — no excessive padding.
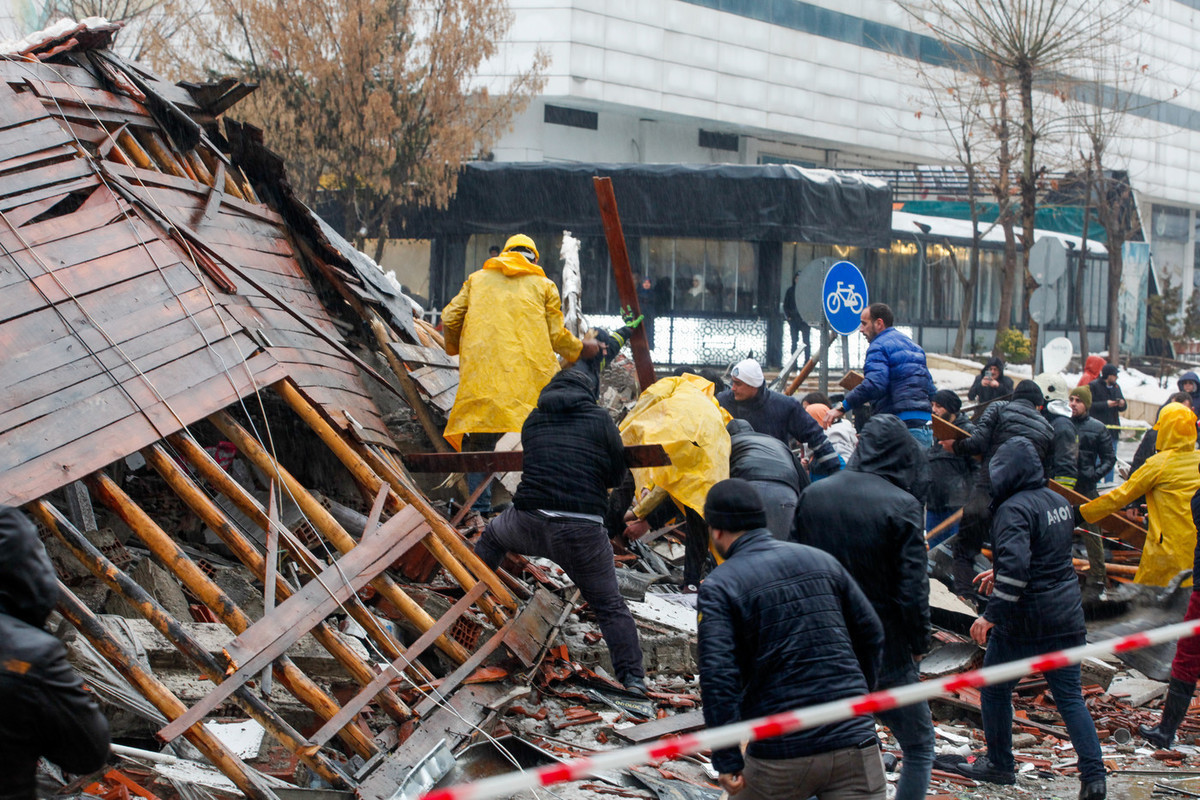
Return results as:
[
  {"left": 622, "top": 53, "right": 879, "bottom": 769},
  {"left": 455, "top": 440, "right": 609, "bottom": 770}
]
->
[{"left": 1110, "top": 675, "right": 1170, "bottom": 708}]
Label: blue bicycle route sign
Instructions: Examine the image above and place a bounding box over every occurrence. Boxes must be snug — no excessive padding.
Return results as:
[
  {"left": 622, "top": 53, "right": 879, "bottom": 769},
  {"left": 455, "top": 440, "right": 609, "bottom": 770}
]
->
[{"left": 822, "top": 261, "right": 869, "bottom": 336}]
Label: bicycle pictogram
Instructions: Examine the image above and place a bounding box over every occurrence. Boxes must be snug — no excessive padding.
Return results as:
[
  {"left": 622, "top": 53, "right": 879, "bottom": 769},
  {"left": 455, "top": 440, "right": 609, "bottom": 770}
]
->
[{"left": 825, "top": 281, "right": 865, "bottom": 316}]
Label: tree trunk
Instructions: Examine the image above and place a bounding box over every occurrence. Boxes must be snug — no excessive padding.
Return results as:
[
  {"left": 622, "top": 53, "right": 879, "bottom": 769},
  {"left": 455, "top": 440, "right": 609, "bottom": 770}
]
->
[
  {"left": 1018, "top": 61, "right": 1040, "bottom": 360},
  {"left": 993, "top": 92, "right": 1016, "bottom": 356},
  {"left": 1107, "top": 231, "right": 1123, "bottom": 363},
  {"left": 1076, "top": 160, "right": 1093, "bottom": 362},
  {"left": 955, "top": 165, "right": 981, "bottom": 357}
]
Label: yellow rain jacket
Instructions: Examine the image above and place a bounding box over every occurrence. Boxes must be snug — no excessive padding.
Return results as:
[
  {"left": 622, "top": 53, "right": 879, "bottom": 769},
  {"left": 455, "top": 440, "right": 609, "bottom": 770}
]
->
[
  {"left": 1082, "top": 402, "right": 1200, "bottom": 587},
  {"left": 442, "top": 252, "right": 583, "bottom": 449},
  {"left": 620, "top": 374, "right": 732, "bottom": 517}
]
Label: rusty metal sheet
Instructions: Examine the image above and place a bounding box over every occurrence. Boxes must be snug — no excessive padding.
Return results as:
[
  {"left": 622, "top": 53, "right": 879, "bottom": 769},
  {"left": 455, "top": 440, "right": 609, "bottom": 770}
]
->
[{"left": 403, "top": 444, "right": 671, "bottom": 473}]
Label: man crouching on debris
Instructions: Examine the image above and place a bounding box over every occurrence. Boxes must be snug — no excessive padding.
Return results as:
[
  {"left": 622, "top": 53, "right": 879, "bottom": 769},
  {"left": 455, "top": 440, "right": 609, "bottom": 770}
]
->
[
  {"left": 1, "top": 506, "right": 110, "bottom": 798},
  {"left": 472, "top": 355, "right": 647, "bottom": 694},
  {"left": 952, "top": 437, "right": 1106, "bottom": 799},
  {"left": 698, "top": 479, "right": 886, "bottom": 799}
]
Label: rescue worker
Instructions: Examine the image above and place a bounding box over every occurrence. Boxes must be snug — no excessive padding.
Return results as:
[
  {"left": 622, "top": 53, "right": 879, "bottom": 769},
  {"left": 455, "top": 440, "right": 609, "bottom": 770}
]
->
[
  {"left": 474, "top": 356, "right": 646, "bottom": 693},
  {"left": 1130, "top": 392, "right": 1194, "bottom": 477},
  {"left": 1069, "top": 386, "right": 1116, "bottom": 599},
  {"left": 442, "top": 234, "right": 601, "bottom": 511},
  {"left": 1082, "top": 402, "right": 1200, "bottom": 587},
  {"left": 621, "top": 374, "right": 731, "bottom": 586},
  {"left": 716, "top": 358, "right": 842, "bottom": 479},
  {"left": 699, "top": 479, "right": 886, "bottom": 800},
  {"left": 968, "top": 357, "right": 1014, "bottom": 405},
  {"left": 1138, "top": 476, "right": 1200, "bottom": 749},
  {"left": 726, "top": 419, "right": 805, "bottom": 540},
  {"left": 793, "top": 415, "right": 933, "bottom": 800},
  {"left": 954, "top": 438, "right": 1105, "bottom": 800},
  {"left": 1, "top": 506, "right": 110, "bottom": 798},
  {"left": 826, "top": 303, "right": 937, "bottom": 446}
]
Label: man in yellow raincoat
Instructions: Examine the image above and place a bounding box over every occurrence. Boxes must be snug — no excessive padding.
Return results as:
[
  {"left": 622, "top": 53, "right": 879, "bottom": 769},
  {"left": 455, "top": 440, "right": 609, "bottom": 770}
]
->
[
  {"left": 1081, "top": 402, "right": 1200, "bottom": 587},
  {"left": 620, "top": 373, "right": 732, "bottom": 585},
  {"left": 442, "top": 234, "right": 599, "bottom": 510}
]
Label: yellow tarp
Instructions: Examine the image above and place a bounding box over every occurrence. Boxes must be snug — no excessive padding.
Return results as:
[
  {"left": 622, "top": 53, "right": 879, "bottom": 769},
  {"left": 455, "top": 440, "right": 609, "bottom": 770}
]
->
[
  {"left": 1082, "top": 402, "right": 1200, "bottom": 587},
  {"left": 619, "top": 374, "right": 732, "bottom": 515},
  {"left": 441, "top": 253, "right": 582, "bottom": 450}
]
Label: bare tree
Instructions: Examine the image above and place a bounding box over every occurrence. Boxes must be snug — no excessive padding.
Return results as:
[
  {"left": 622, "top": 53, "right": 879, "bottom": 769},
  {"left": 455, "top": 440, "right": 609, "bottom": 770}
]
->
[
  {"left": 899, "top": 0, "right": 1142, "bottom": 360},
  {"left": 155, "top": 0, "right": 546, "bottom": 259},
  {"left": 37, "top": 0, "right": 203, "bottom": 62}
]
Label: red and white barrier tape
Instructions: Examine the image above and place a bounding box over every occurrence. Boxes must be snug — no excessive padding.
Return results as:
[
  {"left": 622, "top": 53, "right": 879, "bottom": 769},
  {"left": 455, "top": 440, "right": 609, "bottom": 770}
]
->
[{"left": 422, "top": 615, "right": 1200, "bottom": 800}]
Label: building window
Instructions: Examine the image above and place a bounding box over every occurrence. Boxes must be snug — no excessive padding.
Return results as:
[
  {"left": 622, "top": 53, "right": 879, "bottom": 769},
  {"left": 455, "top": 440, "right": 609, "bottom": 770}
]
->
[
  {"left": 544, "top": 104, "right": 598, "bottom": 130},
  {"left": 640, "top": 237, "right": 757, "bottom": 314},
  {"left": 699, "top": 129, "right": 739, "bottom": 152}
]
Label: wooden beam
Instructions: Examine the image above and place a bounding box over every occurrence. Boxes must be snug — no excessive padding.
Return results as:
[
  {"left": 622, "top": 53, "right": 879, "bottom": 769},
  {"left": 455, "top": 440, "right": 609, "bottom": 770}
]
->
[{"left": 402, "top": 444, "right": 671, "bottom": 473}]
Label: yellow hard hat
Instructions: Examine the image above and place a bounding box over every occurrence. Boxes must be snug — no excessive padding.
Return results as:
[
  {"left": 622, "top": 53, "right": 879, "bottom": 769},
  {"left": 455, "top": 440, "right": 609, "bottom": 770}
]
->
[{"left": 502, "top": 233, "right": 539, "bottom": 262}]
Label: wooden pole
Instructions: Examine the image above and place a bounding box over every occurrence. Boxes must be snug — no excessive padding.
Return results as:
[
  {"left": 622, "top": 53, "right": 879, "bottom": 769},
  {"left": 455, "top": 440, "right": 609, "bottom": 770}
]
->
[
  {"left": 206, "top": 410, "right": 471, "bottom": 663},
  {"left": 166, "top": 433, "right": 432, "bottom": 683},
  {"left": 144, "top": 443, "right": 414, "bottom": 720},
  {"left": 83, "top": 472, "right": 378, "bottom": 759},
  {"left": 32, "top": 503, "right": 346, "bottom": 784},
  {"left": 54, "top": 582, "right": 282, "bottom": 800},
  {"left": 925, "top": 508, "right": 964, "bottom": 542},
  {"left": 594, "top": 177, "right": 656, "bottom": 392},
  {"left": 784, "top": 329, "right": 833, "bottom": 396},
  {"left": 273, "top": 379, "right": 516, "bottom": 617}
]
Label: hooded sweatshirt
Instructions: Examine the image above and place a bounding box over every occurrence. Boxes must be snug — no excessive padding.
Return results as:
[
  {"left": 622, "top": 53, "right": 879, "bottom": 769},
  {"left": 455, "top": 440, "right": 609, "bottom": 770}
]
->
[
  {"left": 983, "top": 438, "right": 1084, "bottom": 639},
  {"left": 514, "top": 367, "right": 626, "bottom": 517},
  {"left": 794, "top": 414, "right": 931, "bottom": 676},
  {"left": 1083, "top": 403, "right": 1200, "bottom": 586},
  {"left": 1178, "top": 371, "right": 1200, "bottom": 409},
  {"left": 1078, "top": 354, "right": 1107, "bottom": 388},
  {"left": 1, "top": 507, "right": 110, "bottom": 798}
]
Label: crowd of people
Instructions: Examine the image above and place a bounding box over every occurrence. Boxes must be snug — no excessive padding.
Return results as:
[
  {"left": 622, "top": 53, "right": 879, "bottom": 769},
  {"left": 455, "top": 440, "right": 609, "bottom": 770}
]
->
[{"left": 9, "top": 232, "right": 1199, "bottom": 799}]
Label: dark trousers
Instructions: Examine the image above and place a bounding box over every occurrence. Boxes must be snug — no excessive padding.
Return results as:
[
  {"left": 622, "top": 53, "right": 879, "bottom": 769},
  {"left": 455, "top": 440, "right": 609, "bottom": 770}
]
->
[
  {"left": 875, "top": 659, "right": 934, "bottom": 800},
  {"left": 980, "top": 630, "right": 1104, "bottom": 783},
  {"left": 475, "top": 508, "right": 645, "bottom": 681},
  {"left": 952, "top": 487, "right": 991, "bottom": 597},
  {"left": 1171, "top": 591, "right": 1200, "bottom": 683},
  {"left": 787, "top": 319, "right": 811, "bottom": 359},
  {"left": 683, "top": 507, "right": 711, "bottom": 587}
]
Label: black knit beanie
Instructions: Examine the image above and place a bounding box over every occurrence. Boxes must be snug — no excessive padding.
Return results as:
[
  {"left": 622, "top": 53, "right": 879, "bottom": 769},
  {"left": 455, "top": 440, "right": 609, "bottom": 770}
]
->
[
  {"left": 1013, "top": 379, "right": 1044, "bottom": 407},
  {"left": 704, "top": 478, "right": 767, "bottom": 532},
  {"left": 933, "top": 389, "right": 962, "bottom": 414},
  {"left": 1101, "top": 364, "right": 1119, "bottom": 378}
]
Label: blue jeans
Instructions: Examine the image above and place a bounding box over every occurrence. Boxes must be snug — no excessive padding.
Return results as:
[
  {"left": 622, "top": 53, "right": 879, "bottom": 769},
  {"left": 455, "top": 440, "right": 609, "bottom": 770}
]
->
[
  {"left": 926, "top": 508, "right": 960, "bottom": 550},
  {"left": 980, "top": 630, "right": 1104, "bottom": 783},
  {"left": 908, "top": 425, "right": 934, "bottom": 448},
  {"left": 876, "top": 659, "right": 934, "bottom": 800}
]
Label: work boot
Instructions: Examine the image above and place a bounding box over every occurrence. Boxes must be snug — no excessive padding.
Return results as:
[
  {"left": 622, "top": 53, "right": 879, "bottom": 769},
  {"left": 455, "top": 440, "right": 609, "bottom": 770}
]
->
[
  {"left": 1079, "top": 777, "right": 1106, "bottom": 800},
  {"left": 622, "top": 676, "right": 648, "bottom": 696},
  {"left": 1139, "top": 678, "right": 1196, "bottom": 749},
  {"left": 949, "top": 757, "right": 1016, "bottom": 786}
]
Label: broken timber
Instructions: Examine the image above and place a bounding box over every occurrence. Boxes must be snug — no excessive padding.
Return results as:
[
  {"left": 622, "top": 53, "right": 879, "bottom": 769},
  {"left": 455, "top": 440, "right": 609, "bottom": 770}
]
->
[{"left": 403, "top": 444, "right": 672, "bottom": 473}]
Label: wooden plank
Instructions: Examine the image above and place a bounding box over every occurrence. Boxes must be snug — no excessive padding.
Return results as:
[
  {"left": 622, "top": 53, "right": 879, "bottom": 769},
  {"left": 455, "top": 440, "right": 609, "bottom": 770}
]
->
[
  {"left": 157, "top": 507, "right": 430, "bottom": 743},
  {"left": 593, "top": 177, "right": 655, "bottom": 391},
  {"left": 932, "top": 415, "right": 970, "bottom": 442},
  {"left": 25, "top": 76, "right": 149, "bottom": 116},
  {"left": 408, "top": 365, "right": 458, "bottom": 397},
  {"left": 307, "top": 581, "right": 489, "bottom": 748},
  {"left": 403, "top": 444, "right": 671, "bottom": 473},
  {"left": 0, "top": 352, "right": 286, "bottom": 508},
  {"left": 0, "top": 175, "right": 99, "bottom": 213},
  {"left": 613, "top": 709, "right": 706, "bottom": 744},
  {"left": 390, "top": 341, "right": 456, "bottom": 368},
  {"left": 839, "top": 370, "right": 864, "bottom": 390},
  {"left": 414, "top": 615, "right": 518, "bottom": 717},
  {"left": 0, "top": 80, "right": 56, "bottom": 129},
  {"left": 1049, "top": 480, "right": 1148, "bottom": 548},
  {"left": 2, "top": 194, "right": 67, "bottom": 228},
  {"left": 0, "top": 157, "right": 95, "bottom": 199},
  {"left": 105, "top": 162, "right": 280, "bottom": 223}
]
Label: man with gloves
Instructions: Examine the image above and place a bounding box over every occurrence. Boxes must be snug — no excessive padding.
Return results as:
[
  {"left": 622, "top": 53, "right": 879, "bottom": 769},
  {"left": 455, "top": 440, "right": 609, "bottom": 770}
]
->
[
  {"left": 699, "top": 479, "right": 885, "bottom": 800},
  {"left": 474, "top": 361, "right": 646, "bottom": 693},
  {"left": 716, "top": 358, "right": 842, "bottom": 479},
  {"left": 442, "top": 234, "right": 602, "bottom": 511},
  {"left": 793, "top": 415, "right": 933, "bottom": 800}
]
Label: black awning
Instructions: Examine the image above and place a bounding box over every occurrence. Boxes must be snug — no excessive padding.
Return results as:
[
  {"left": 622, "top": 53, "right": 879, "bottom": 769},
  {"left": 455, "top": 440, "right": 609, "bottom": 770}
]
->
[{"left": 393, "top": 161, "right": 892, "bottom": 246}]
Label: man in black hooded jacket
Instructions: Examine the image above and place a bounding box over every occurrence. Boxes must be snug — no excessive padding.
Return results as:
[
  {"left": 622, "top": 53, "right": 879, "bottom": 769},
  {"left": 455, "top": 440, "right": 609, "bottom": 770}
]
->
[
  {"left": 794, "top": 414, "right": 933, "bottom": 800},
  {"left": 968, "top": 357, "right": 1014, "bottom": 405},
  {"left": 1, "top": 506, "right": 110, "bottom": 799},
  {"left": 474, "top": 364, "right": 646, "bottom": 692}
]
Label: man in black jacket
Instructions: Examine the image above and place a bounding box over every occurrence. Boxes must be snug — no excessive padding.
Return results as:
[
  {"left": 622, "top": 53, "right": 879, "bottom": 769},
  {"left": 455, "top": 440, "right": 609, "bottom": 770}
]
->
[
  {"left": 474, "top": 364, "right": 646, "bottom": 692},
  {"left": 793, "top": 414, "right": 932, "bottom": 800},
  {"left": 727, "top": 419, "right": 806, "bottom": 539},
  {"left": 941, "top": 380, "right": 1054, "bottom": 600},
  {"left": 1069, "top": 386, "right": 1117, "bottom": 597},
  {"left": 700, "top": 479, "right": 886, "bottom": 800},
  {"left": 717, "top": 358, "right": 843, "bottom": 479},
  {"left": 1089, "top": 363, "right": 1125, "bottom": 480},
  {"left": 1, "top": 506, "right": 110, "bottom": 799},
  {"left": 954, "top": 438, "right": 1105, "bottom": 799},
  {"left": 928, "top": 389, "right": 977, "bottom": 546},
  {"left": 968, "top": 357, "right": 1014, "bottom": 405}
]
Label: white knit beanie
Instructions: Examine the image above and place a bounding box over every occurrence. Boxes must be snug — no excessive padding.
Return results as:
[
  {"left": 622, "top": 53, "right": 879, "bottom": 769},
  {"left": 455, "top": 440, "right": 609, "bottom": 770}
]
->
[{"left": 731, "top": 358, "right": 765, "bottom": 388}]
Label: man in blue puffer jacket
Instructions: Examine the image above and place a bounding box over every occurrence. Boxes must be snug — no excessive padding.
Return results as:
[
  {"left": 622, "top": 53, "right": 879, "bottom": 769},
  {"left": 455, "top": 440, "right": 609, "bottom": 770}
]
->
[
  {"left": 699, "top": 479, "right": 886, "bottom": 800},
  {"left": 827, "top": 303, "right": 936, "bottom": 445}
]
